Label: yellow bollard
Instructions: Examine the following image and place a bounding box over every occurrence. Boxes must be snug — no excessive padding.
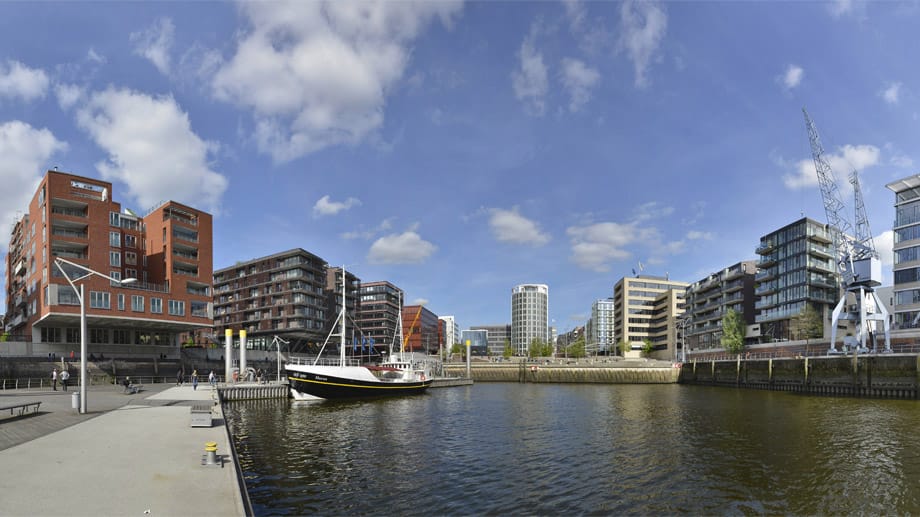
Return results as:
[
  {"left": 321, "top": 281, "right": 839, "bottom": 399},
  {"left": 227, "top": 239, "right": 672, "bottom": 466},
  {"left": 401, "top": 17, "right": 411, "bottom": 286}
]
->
[{"left": 205, "top": 441, "right": 218, "bottom": 465}]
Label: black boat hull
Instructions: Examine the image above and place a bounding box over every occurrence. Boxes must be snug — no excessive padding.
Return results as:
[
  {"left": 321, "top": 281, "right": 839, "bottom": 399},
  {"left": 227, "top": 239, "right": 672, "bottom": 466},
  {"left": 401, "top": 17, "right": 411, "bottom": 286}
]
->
[{"left": 286, "top": 369, "right": 432, "bottom": 400}]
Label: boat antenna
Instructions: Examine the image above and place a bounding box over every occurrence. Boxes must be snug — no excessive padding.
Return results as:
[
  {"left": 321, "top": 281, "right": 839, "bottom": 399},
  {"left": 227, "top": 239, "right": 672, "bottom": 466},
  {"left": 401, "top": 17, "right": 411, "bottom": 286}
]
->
[{"left": 340, "top": 265, "right": 346, "bottom": 366}]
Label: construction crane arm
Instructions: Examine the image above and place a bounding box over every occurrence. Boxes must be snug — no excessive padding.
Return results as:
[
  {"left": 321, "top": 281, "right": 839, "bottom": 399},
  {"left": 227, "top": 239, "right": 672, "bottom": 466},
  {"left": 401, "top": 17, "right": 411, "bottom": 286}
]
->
[{"left": 402, "top": 306, "right": 423, "bottom": 352}]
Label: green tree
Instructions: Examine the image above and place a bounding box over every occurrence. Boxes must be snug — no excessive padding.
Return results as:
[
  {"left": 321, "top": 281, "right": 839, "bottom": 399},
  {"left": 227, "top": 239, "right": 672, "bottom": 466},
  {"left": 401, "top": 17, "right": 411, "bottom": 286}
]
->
[
  {"left": 503, "top": 340, "right": 513, "bottom": 358},
  {"left": 791, "top": 304, "right": 824, "bottom": 342},
  {"left": 642, "top": 339, "right": 654, "bottom": 357},
  {"left": 721, "top": 308, "right": 745, "bottom": 354},
  {"left": 617, "top": 340, "right": 630, "bottom": 356},
  {"left": 450, "top": 343, "right": 464, "bottom": 360},
  {"left": 567, "top": 335, "right": 586, "bottom": 358}
]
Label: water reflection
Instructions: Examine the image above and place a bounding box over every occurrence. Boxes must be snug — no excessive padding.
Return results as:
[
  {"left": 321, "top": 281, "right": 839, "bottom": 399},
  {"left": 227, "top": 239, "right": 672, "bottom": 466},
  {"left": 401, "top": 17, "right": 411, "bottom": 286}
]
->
[{"left": 224, "top": 385, "right": 920, "bottom": 515}]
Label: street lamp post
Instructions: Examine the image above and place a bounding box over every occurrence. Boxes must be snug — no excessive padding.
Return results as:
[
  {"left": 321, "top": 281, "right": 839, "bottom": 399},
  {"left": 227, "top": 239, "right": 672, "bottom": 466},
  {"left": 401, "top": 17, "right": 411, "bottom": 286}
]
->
[{"left": 54, "top": 257, "right": 136, "bottom": 414}]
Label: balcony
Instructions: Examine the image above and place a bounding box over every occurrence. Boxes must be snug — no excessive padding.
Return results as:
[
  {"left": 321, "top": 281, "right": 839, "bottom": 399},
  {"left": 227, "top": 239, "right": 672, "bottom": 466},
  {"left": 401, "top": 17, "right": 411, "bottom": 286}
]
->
[
  {"left": 50, "top": 206, "right": 87, "bottom": 218},
  {"left": 755, "top": 268, "right": 777, "bottom": 281},
  {"left": 757, "top": 254, "right": 778, "bottom": 267},
  {"left": 807, "top": 227, "right": 833, "bottom": 243},
  {"left": 13, "top": 259, "right": 26, "bottom": 276},
  {"left": 755, "top": 241, "right": 777, "bottom": 255},
  {"left": 808, "top": 244, "right": 834, "bottom": 259},
  {"left": 755, "top": 282, "right": 778, "bottom": 296}
]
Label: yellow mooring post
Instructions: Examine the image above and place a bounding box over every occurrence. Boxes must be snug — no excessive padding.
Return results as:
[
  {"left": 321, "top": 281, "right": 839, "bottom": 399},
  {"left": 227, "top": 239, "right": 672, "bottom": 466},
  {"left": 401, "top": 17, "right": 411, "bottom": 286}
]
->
[{"left": 204, "top": 441, "right": 218, "bottom": 465}]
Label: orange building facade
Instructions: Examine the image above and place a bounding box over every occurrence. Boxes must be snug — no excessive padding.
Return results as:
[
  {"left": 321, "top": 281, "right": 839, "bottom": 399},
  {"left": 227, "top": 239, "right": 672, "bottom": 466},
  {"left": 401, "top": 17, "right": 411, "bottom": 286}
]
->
[
  {"left": 4, "top": 170, "right": 213, "bottom": 356},
  {"left": 401, "top": 304, "right": 440, "bottom": 354}
]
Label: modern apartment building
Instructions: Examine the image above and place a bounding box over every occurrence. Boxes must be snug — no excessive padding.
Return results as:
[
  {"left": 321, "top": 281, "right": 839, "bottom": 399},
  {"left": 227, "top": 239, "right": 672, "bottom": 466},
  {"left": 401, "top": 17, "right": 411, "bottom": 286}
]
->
[
  {"left": 355, "top": 280, "right": 403, "bottom": 351},
  {"left": 589, "top": 298, "right": 615, "bottom": 355},
  {"left": 3, "top": 169, "right": 213, "bottom": 354},
  {"left": 685, "top": 261, "right": 757, "bottom": 351},
  {"left": 612, "top": 275, "right": 688, "bottom": 357},
  {"left": 511, "top": 284, "right": 549, "bottom": 356},
  {"left": 212, "top": 249, "right": 327, "bottom": 353},
  {"left": 470, "top": 324, "right": 511, "bottom": 356},
  {"left": 439, "top": 315, "right": 460, "bottom": 349},
  {"left": 460, "top": 328, "right": 488, "bottom": 355},
  {"left": 887, "top": 174, "right": 920, "bottom": 331},
  {"left": 402, "top": 304, "right": 439, "bottom": 354},
  {"left": 754, "top": 217, "right": 839, "bottom": 341}
]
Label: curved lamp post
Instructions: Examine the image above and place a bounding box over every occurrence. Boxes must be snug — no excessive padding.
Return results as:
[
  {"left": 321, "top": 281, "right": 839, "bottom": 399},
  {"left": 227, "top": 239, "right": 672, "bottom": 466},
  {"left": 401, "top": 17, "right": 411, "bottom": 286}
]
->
[{"left": 53, "top": 257, "right": 136, "bottom": 414}]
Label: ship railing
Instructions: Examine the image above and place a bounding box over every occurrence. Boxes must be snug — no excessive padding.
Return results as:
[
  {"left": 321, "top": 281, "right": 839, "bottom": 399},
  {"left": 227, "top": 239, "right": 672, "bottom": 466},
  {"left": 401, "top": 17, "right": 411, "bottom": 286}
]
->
[{"left": 286, "top": 355, "right": 362, "bottom": 367}]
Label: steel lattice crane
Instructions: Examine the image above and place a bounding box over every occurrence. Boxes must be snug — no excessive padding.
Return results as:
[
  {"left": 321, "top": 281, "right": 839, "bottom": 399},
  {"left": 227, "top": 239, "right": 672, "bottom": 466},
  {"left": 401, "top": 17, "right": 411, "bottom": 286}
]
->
[{"left": 802, "top": 108, "right": 890, "bottom": 353}]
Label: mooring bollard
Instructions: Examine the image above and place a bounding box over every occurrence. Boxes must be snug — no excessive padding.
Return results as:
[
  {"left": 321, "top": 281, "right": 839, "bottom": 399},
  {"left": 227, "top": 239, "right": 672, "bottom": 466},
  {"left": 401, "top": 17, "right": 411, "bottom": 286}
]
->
[{"left": 205, "top": 441, "right": 218, "bottom": 465}]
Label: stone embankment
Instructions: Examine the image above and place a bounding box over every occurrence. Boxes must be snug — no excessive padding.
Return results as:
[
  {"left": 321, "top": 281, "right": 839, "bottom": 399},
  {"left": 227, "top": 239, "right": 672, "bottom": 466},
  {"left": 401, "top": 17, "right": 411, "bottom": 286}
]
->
[
  {"left": 680, "top": 354, "right": 920, "bottom": 399},
  {"left": 444, "top": 360, "right": 680, "bottom": 384}
]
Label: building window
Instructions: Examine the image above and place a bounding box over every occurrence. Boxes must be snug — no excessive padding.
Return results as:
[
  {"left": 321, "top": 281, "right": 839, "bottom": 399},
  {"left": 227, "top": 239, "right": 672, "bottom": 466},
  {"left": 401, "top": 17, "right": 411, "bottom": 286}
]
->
[
  {"left": 125, "top": 234, "right": 137, "bottom": 248},
  {"left": 151, "top": 297, "right": 163, "bottom": 314},
  {"left": 110, "top": 251, "right": 121, "bottom": 267},
  {"left": 89, "top": 291, "right": 110, "bottom": 309},
  {"left": 110, "top": 231, "right": 120, "bottom": 247},
  {"left": 168, "top": 300, "right": 185, "bottom": 316},
  {"left": 90, "top": 328, "right": 108, "bottom": 344},
  {"left": 125, "top": 251, "right": 137, "bottom": 265},
  {"left": 110, "top": 270, "right": 121, "bottom": 287},
  {"left": 110, "top": 212, "right": 120, "bottom": 227},
  {"left": 117, "top": 294, "right": 125, "bottom": 311},
  {"left": 66, "top": 328, "right": 80, "bottom": 344},
  {"left": 113, "top": 329, "right": 130, "bottom": 344},
  {"left": 131, "top": 295, "right": 144, "bottom": 312},
  {"left": 126, "top": 269, "right": 137, "bottom": 280}
]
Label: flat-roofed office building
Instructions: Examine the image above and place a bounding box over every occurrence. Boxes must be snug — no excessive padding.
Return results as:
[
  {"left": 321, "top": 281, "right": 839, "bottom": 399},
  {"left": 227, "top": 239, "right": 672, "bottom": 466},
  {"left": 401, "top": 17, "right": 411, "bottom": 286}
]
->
[
  {"left": 613, "top": 275, "right": 688, "bottom": 358},
  {"left": 511, "top": 284, "right": 549, "bottom": 356}
]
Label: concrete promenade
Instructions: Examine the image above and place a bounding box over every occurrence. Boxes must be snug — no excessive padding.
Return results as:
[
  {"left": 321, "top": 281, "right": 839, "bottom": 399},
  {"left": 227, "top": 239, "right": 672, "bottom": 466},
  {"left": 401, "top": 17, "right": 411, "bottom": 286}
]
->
[{"left": 0, "top": 383, "right": 246, "bottom": 516}]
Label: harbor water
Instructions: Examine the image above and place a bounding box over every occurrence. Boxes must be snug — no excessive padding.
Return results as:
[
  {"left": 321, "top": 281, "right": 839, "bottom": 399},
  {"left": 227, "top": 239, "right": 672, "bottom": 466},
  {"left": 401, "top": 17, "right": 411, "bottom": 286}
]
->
[{"left": 223, "top": 383, "right": 920, "bottom": 515}]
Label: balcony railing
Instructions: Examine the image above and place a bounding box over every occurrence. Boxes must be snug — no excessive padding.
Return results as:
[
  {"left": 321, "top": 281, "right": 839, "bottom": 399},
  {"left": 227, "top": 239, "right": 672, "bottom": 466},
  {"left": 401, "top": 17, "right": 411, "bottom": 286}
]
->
[
  {"left": 51, "top": 206, "right": 87, "bottom": 218},
  {"left": 52, "top": 228, "right": 88, "bottom": 239}
]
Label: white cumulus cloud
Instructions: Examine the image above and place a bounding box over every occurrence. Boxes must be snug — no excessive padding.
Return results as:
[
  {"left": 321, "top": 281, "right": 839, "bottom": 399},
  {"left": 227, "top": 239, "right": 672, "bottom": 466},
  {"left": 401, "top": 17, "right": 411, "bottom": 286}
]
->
[
  {"left": 0, "top": 121, "right": 67, "bottom": 252},
  {"left": 368, "top": 229, "right": 437, "bottom": 264},
  {"left": 212, "top": 1, "right": 462, "bottom": 163},
  {"left": 76, "top": 87, "right": 228, "bottom": 214},
  {"left": 0, "top": 60, "right": 49, "bottom": 101},
  {"left": 783, "top": 144, "right": 880, "bottom": 190},
  {"left": 561, "top": 58, "right": 600, "bottom": 112},
  {"left": 511, "top": 27, "right": 548, "bottom": 116},
  {"left": 618, "top": 0, "right": 667, "bottom": 88},
  {"left": 567, "top": 222, "right": 638, "bottom": 272},
  {"left": 54, "top": 83, "right": 84, "bottom": 111},
  {"left": 687, "top": 230, "right": 713, "bottom": 240},
  {"left": 881, "top": 82, "right": 901, "bottom": 105},
  {"left": 131, "top": 17, "right": 175, "bottom": 75},
  {"left": 489, "top": 207, "right": 550, "bottom": 246},
  {"left": 313, "top": 195, "right": 361, "bottom": 217},
  {"left": 782, "top": 64, "right": 804, "bottom": 90}
]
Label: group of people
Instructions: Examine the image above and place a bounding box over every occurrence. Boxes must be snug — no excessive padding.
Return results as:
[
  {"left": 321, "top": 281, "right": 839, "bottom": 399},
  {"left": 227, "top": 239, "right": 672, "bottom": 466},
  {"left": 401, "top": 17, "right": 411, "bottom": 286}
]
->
[
  {"left": 50, "top": 368, "right": 70, "bottom": 391},
  {"left": 176, "top": 369, "right": 219, "bottom": 390}
]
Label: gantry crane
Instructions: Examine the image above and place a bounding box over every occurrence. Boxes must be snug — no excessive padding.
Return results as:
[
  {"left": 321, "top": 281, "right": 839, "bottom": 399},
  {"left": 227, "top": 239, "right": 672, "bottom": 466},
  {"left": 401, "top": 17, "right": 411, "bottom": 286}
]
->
[{"left": 803, "top": 108, "right": 890, "bottom": 353}]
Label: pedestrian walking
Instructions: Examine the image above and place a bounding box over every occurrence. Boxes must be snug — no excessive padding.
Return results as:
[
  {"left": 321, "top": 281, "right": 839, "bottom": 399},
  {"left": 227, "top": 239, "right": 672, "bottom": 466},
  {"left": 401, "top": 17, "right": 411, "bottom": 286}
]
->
[
  {"left": 52, "top": 368, "right": 58, "bottom": 391},
  {"left": 191, "top": 369, "right": 198, "bottom": 391},
  {"left": 176, "top": 369, "right": 183, "bottom": 386},
  {"left": 60, "top": 369, "right": 70, "bottom": 391},
  {"left": 208, "top": 370, "right": 216, "bottom": 387}
]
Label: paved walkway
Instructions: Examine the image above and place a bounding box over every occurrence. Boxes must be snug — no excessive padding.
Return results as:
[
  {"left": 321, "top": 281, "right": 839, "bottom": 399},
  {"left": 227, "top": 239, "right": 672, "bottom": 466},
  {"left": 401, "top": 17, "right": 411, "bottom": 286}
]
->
[{"left": 0, "top": 383, "right": 245, "bottom": 516}]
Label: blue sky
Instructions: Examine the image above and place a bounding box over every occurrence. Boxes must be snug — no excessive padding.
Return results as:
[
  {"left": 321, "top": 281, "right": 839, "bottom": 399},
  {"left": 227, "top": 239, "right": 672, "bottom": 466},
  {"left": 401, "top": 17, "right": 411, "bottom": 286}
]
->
[{"left": 1, "top": 1, "right": 917, "bottom": 332}]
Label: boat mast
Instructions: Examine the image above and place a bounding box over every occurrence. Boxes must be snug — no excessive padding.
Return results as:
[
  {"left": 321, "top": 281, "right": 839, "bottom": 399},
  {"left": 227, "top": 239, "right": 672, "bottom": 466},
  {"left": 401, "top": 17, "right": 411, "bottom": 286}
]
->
[{"left": 340, "top": 265, "right": 347, "bottom": 365}]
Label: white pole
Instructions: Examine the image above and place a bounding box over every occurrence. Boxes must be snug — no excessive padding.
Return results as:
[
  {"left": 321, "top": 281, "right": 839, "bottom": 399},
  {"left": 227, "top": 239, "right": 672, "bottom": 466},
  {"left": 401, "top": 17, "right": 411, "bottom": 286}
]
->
[
  {"left": 276, "top": 340, "right": 281, "bottom": 383},
  {"left": 79, "top": 284, "right": 87, "bottom": 414},
  {"left": 224, "top": 329, "right": 233, "bottom": 383}
]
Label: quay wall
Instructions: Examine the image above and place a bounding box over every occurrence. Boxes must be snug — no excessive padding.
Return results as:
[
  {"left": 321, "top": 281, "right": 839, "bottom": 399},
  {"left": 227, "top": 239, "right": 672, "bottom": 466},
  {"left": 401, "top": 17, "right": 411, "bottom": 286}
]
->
[
  {"left": 680, "top": 354, "right": 920, "bottom": 399},
  {"left": 443, "top": 362, "right": 680, "bottom": 384}
]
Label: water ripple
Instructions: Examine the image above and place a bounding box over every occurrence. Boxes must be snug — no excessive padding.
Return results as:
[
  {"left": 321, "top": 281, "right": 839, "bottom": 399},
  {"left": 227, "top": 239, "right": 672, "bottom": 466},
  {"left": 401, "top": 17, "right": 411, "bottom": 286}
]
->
[{"left": 225, "top": 384, "right": 920, "bottom": 516}]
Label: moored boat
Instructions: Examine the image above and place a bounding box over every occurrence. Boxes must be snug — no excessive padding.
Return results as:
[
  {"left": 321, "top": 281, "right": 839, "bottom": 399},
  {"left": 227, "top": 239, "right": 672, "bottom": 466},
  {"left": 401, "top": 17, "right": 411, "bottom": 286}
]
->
[{"left": 285, "top": 267, "right": 432, "bottom": 401}]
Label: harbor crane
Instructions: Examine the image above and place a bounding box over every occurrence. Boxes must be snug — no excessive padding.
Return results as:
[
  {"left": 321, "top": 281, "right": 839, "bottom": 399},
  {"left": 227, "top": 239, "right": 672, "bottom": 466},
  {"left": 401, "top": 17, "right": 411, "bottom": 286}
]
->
[{"left": 802, "top": 108, "right": 890, "bottom": 354}]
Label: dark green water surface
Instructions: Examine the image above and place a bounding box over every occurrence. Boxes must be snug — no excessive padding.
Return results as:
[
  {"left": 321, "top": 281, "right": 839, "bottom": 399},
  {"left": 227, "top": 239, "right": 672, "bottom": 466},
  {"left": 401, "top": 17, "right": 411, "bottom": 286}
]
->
[{"left": 224, "top": 383, "right": 920, "bottom": 515}]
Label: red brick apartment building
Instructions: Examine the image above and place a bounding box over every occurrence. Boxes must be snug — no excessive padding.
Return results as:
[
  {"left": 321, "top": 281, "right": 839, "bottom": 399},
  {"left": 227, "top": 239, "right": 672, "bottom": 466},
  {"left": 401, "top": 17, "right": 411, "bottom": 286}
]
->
[{"left": 3, "top": 170, "right": 213, "bottom": 356}]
